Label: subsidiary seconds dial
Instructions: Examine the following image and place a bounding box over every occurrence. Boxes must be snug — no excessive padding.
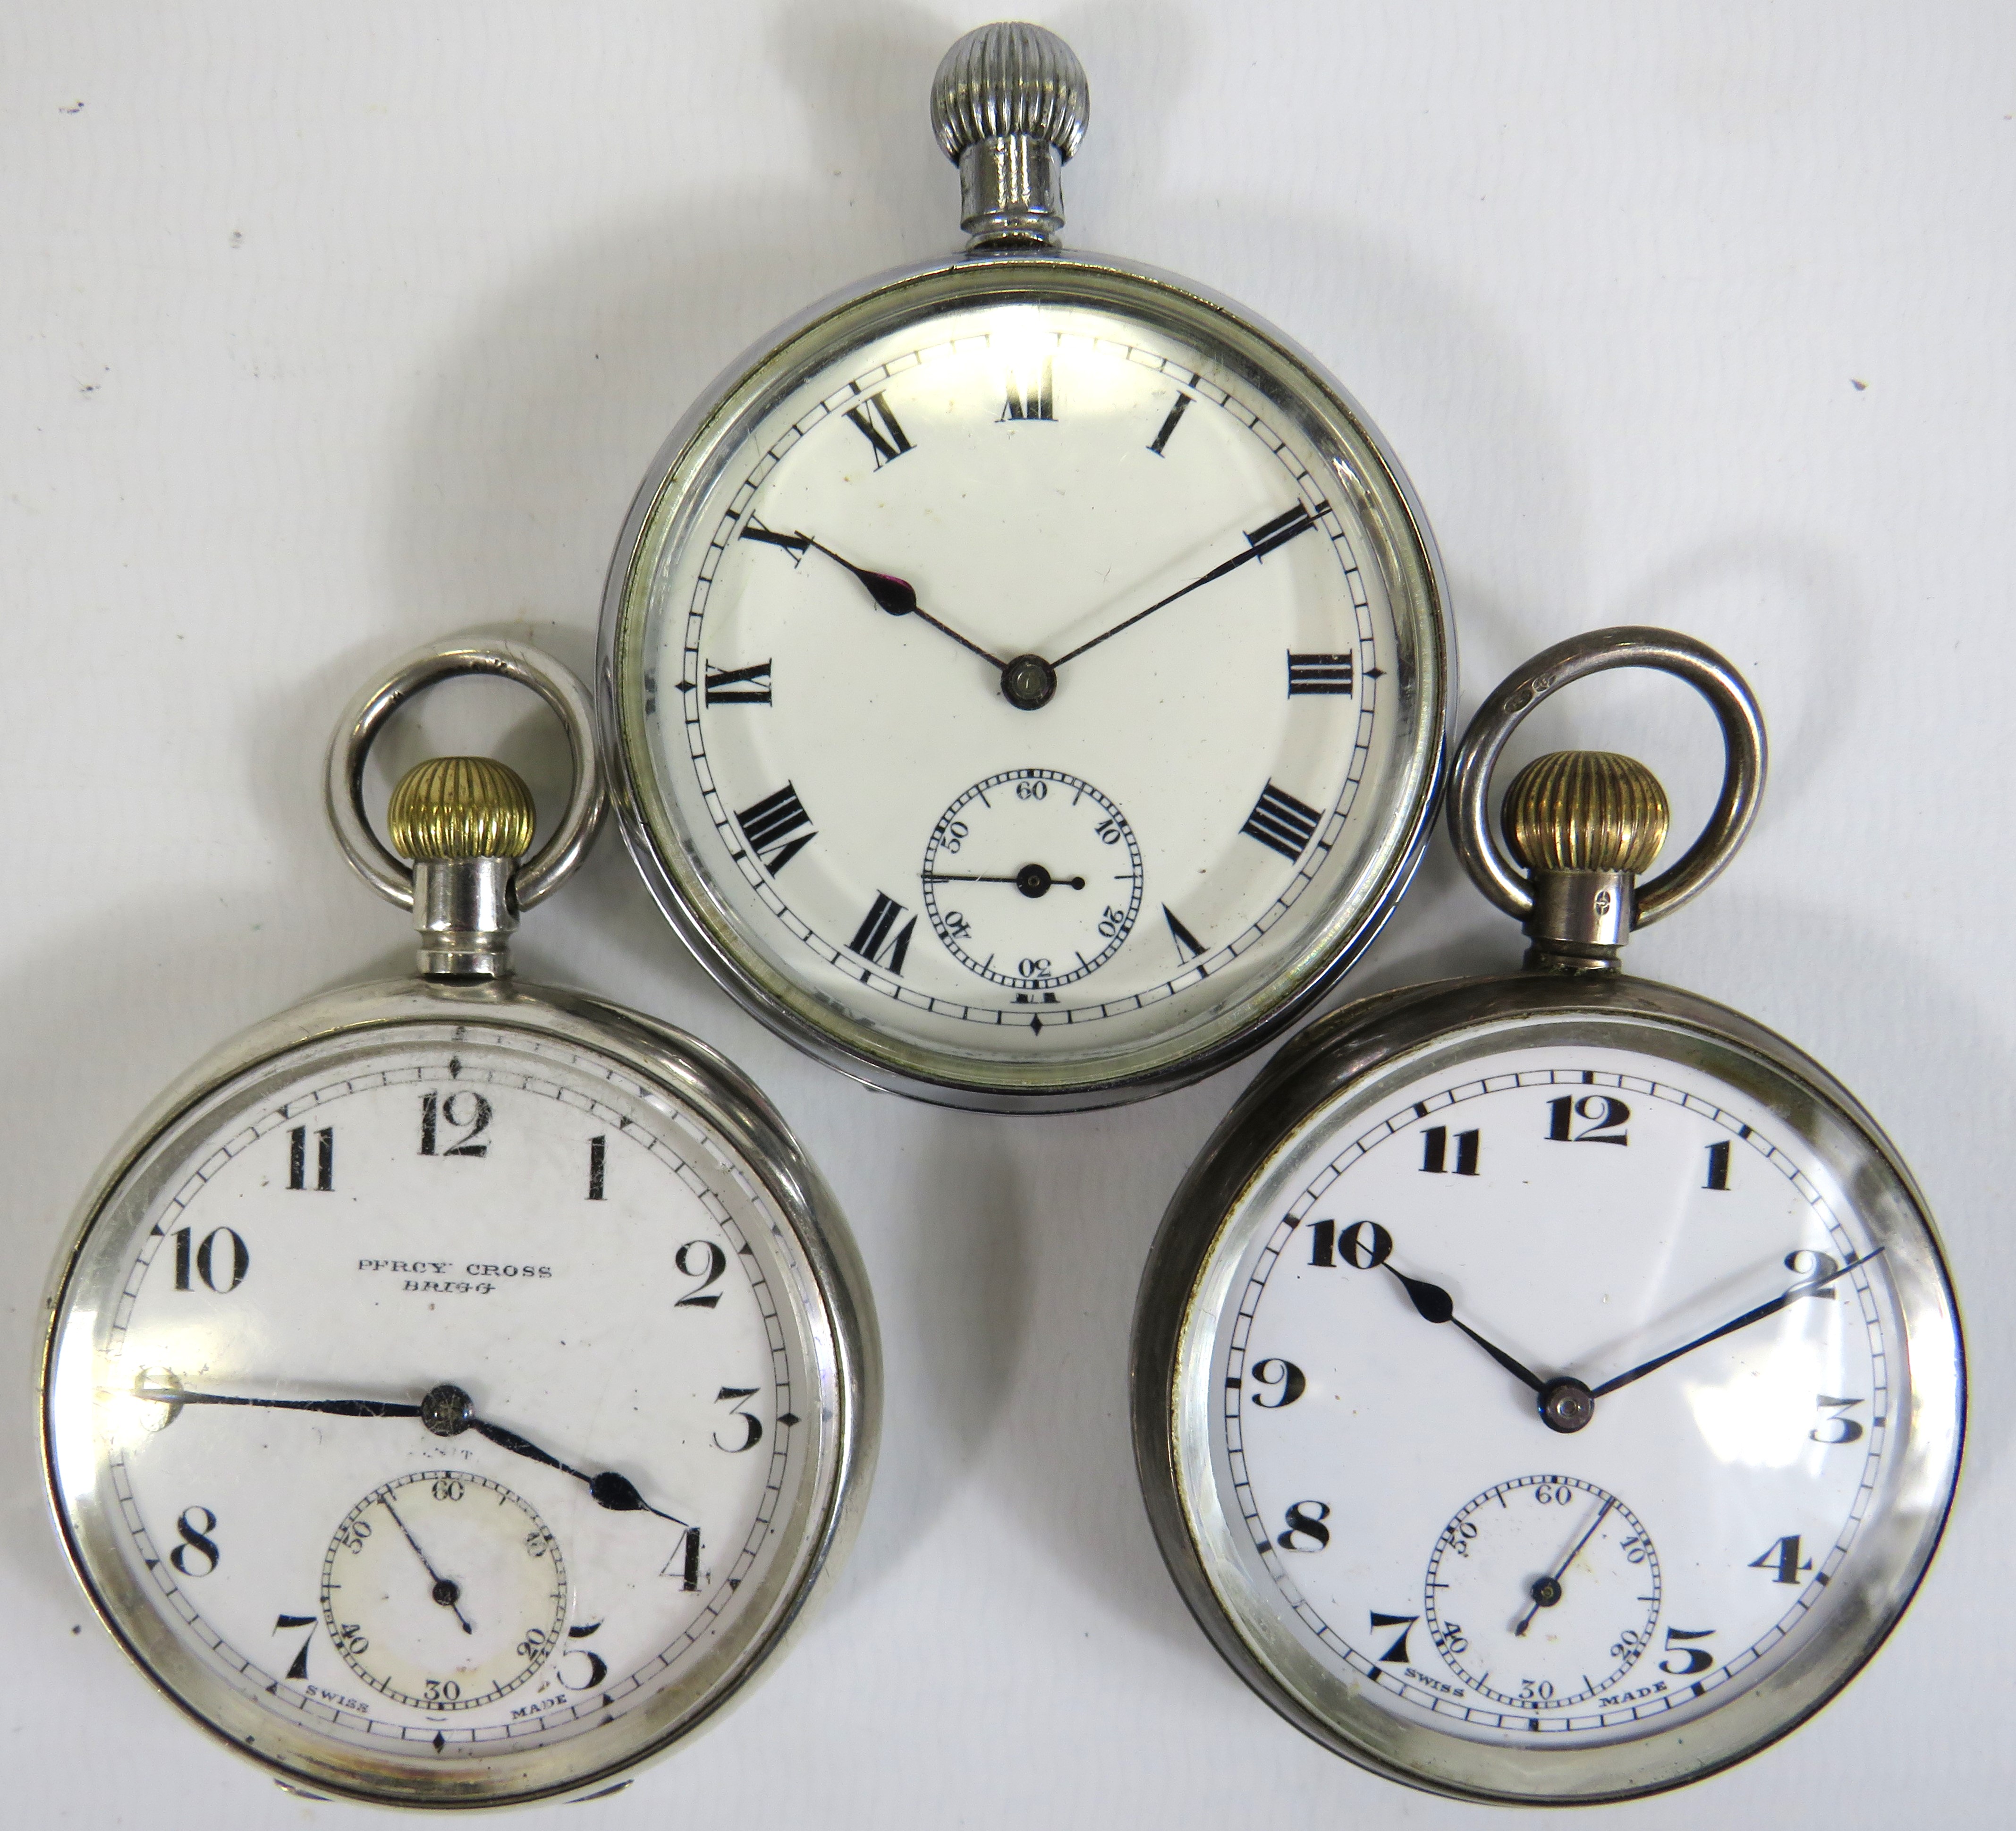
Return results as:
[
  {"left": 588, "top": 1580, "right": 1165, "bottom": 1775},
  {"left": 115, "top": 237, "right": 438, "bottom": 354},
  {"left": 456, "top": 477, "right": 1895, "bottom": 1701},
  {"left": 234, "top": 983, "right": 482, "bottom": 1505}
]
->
[{"left": 920, "top": 769, "right": 1143, "bottom": 995}]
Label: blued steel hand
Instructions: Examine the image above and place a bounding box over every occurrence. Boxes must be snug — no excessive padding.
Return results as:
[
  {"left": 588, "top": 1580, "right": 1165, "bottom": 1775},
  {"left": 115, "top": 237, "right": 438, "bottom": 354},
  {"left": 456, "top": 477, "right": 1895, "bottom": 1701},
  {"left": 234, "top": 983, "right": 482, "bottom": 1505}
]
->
[
  {"left": 1514, "top": 1495, "right": 1614, "bottom": 1637},
  {"left": 1589, "top": 1250, "right": 1886, "bottom": 1398},
  {"left": 1049, "top": 504, "right": 1321, "bottom": 668},
  {"left": 379, "top": 1494, "right": 474, "bottom": 1634},
  {"left": 1381, "top": 1264, "right": 1547, "bottom": 1394},
  {"left": 740, "top": 524, "right": 1005, "bottom": 668},
  {"left": 132, "top": 1381, "right": 689, "bottom": 1526}
]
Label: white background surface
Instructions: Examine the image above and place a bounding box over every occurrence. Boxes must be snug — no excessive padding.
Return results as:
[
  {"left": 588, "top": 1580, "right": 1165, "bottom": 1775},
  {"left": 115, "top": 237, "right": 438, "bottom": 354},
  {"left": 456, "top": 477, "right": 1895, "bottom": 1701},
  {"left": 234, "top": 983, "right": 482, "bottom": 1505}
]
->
[{"left": 3, "top": 3, "right": 2012, "bottom": 1824}]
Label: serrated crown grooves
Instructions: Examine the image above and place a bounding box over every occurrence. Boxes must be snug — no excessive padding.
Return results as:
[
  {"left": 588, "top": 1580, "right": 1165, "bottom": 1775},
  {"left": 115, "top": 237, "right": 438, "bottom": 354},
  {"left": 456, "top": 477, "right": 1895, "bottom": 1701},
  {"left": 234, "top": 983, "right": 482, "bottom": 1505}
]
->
[
  {"left": 1502, "top": 751, "right": 1671, "bottom": 875},
  {"left": 388, "top": 756, "right": 537, "bottom": 862},
  {"left": 930, "top": 22, "right": 1089, "bottom": 161}
]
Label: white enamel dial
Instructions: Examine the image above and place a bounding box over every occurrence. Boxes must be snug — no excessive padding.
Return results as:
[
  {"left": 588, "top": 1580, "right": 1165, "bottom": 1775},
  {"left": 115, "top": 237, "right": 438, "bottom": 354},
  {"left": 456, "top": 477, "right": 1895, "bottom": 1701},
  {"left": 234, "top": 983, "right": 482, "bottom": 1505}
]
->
[
  {"left": 44, "top": 1016, "right": 853, "bottom": 1799},
  {"left": 610, "top": 268, "right": 1445, "bottom": 1100},
  {"left": 1216, "top": 1046, "right": 1893, "bottom": 1739},
  {"left": 1153, "top": 1018, "right": 1964, "bottom": 1796}
]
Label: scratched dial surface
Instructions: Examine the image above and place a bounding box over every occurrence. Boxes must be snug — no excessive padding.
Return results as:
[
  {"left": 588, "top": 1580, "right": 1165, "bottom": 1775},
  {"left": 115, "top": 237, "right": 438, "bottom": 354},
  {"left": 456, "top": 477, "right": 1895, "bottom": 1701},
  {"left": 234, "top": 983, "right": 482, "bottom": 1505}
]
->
[
  {"left": 44, "top": 1022, "right": 838, "bottom": 1790},
  {"left": 612, "top": 281, "right": 1444, "bottom": 1096},
  {"left": 1177, "top": 1036, "right": 1940, "bottom": 1755}
]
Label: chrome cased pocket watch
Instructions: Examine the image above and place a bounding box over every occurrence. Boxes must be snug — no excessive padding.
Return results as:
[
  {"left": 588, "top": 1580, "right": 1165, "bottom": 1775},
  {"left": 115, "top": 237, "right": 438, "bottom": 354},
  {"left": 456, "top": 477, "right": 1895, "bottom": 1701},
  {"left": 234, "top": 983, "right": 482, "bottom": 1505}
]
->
[
  {"left": 39, "top": 637, "right": 879, "bottom": 1808},
  {"left": 1131, "top": 628, "right": 1963, "bottom": 1803},
  {"left": 600, "top": 23, "right": 1451, "bottom": 1111}
]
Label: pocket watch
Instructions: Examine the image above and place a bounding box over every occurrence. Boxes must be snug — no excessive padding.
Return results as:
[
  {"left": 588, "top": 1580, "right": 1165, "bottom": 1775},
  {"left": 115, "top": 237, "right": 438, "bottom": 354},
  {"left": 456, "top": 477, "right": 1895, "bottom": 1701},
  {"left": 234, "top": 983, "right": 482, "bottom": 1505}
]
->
[
  {"left": 1131, "top": 627, "right": 1964, "bottom": 1803},
  {"left": 600, "top": 22, "right": 1451, "bottom": 1110},
  {"left": 39, "top": 636, "right": 879, "bottom": 1808}
]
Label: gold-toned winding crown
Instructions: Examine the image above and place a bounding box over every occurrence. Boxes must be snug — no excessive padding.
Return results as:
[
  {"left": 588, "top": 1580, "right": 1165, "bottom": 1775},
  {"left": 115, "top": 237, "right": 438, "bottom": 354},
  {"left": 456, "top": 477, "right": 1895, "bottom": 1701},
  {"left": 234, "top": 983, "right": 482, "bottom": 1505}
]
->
[
  {"left": 1502, "top": 751, "right": 1670, "bottom": 875},
  {"left": 388, "top": 757, "right": 536, "bottom": 862}
]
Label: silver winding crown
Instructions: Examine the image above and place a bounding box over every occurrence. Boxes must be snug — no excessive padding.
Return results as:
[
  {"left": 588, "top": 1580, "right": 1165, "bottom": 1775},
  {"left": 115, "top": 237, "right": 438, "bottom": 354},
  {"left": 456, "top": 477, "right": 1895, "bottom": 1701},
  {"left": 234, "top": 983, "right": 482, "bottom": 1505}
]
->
[{"left": 929, "top": 23, "right": 1089, "bottom": 248}]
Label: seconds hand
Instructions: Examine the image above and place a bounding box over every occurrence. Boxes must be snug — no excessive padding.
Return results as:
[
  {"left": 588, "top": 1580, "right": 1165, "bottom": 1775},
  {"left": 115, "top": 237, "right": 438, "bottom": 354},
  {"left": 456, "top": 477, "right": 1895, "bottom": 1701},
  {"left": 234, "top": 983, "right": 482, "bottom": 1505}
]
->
[
  {"left": 1514, "top": 1495, "right": 1614, "bottom": 1637},
  {"left": 379, "top": 1494, "right": 474, "bottom": 1635}
]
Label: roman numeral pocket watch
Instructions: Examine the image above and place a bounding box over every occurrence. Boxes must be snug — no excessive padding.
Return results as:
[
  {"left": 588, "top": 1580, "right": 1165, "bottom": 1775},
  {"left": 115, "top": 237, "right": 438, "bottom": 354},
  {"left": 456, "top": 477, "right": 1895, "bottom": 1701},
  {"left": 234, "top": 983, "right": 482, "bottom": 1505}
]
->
[
  {"left": 599, "top": 22, "right": 1452, "bottom": 1110},
  {"left": 38, "top": 636, "right": 880, "bottom": 1808},
  {"left": 1131, "top": 627, "right": 1964, "bottom": 1803}
]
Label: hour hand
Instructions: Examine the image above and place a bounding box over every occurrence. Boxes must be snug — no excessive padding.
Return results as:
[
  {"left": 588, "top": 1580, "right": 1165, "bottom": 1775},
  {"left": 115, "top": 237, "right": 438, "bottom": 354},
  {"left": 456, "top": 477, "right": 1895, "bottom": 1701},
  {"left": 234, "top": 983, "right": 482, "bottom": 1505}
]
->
[
  {"left": 424, "top": 1385, "right": 690, "bottom": 1526},
  {"left": 739, "top": 522, "right": 1005, "bottom": 670},
  {"left": 1381, "top": 1263, "right": 1546, "bottom": 1395}
]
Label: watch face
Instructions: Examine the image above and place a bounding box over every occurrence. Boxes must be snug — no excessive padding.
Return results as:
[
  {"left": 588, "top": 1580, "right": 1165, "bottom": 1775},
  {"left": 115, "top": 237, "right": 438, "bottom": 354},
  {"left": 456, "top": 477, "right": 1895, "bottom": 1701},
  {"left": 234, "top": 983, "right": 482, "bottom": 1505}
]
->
[
  {"left": 43, "top": 1016, "right": 858, "bottom": 1806},
  {"left": 605, "top": 257, "right": 1447, "bottom": 1105},
  {"left": 1142, "top": 1009, "right": 1962, "bottom": 1802}
]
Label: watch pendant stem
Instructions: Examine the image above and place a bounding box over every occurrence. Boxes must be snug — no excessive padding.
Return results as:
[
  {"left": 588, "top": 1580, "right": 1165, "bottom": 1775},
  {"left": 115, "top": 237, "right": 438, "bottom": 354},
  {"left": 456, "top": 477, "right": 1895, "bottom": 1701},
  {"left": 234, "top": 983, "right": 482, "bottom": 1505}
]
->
[
  {"left": 931, "top": 23, "right": 1090, "bottom": 249},
  {"left": 388, "top": 756, "right": 535, "bottom": 979},
  {"left": 1502, "top": 751, "right": 1669, "bottom": 972}
]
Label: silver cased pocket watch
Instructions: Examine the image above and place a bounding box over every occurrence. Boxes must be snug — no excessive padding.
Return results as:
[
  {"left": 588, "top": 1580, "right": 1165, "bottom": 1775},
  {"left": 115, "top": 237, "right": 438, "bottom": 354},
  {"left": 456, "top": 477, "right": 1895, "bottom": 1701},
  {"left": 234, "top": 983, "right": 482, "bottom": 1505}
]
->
[
  {"left": 1132, "top": 629, "right": 1963, "bottom": 1803},
  {"left": 600, "top": 23, "right": 1451, "bottom": 1111},
  {"left": 39, "top": 638, "right": 879, "bottom": 1809}
]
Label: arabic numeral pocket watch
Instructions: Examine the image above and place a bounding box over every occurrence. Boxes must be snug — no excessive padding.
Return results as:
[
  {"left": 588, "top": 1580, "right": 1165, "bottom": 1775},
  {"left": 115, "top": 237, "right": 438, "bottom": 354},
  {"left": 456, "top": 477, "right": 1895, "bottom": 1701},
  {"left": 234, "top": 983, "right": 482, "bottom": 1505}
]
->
[
  {"left": 601, "top": 22, "right": 1450, "bottom": 1110},
  {"left": 1131, "top": 628, "right": 1964, "bottom": 1802},
  {"left": 40, "top": 637, "right": 879, "bottom": 1808}
]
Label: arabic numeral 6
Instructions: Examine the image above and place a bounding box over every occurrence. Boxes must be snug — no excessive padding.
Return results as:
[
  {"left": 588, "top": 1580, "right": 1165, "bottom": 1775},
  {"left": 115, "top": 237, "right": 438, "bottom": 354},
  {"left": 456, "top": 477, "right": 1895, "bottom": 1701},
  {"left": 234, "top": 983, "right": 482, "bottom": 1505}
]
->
[
  {"left": 1014, "top": 779, "right": 1047, "bottom": 801},
  {"left": 431, "top": 1476, "right": 465, "bottom": 1502},
  {"left": 516, "top": 1626, "right": 552, "bottom": 1661},
  {"left": 1533, "top": 1482, "right": 1573, "bottom": 1506},
  {"left": 1096, "top": 905, "right": 1128, "bottom": 939},
  {"left": 1609, "top": 1626, "right": 1649, "bottom": 1661}
]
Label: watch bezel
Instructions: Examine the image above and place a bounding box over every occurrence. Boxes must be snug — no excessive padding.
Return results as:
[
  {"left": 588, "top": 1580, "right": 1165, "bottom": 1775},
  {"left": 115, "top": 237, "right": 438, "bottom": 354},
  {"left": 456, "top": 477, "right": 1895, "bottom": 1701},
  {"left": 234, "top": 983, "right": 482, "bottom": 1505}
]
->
[
  {"left": 1130, "top": 968, "right": 1965, "bottom": 1804},
  {"left": 599, "top": 247, "right": 1453, "bottom": 1111},
  {"left": 39, "top": 973, "right": 880, "bottom": 1810}
]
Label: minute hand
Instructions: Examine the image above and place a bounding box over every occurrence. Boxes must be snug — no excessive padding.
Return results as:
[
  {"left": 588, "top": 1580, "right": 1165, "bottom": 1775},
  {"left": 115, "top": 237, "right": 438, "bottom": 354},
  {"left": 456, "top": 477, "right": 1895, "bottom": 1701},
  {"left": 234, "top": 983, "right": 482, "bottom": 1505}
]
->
[
  {"left": 1050, "top": 504, "right": 1320, "bottom": 669},
  {"left": 1589, "top": 1250, "right": 1885, "bottom": 1398}
]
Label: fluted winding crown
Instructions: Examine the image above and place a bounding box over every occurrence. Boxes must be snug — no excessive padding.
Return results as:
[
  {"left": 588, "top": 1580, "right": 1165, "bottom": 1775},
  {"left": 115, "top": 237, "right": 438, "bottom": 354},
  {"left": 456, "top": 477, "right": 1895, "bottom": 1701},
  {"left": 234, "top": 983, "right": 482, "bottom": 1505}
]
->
[
  {"left": 1502, "top": 751, "right": 1670, "bottom": 875},
  {"left": 931, "top": 22, "right": 1089, "bottom": 161},
  {"left": 388, "top": 757, "right": 536, "bottom": 862}
]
